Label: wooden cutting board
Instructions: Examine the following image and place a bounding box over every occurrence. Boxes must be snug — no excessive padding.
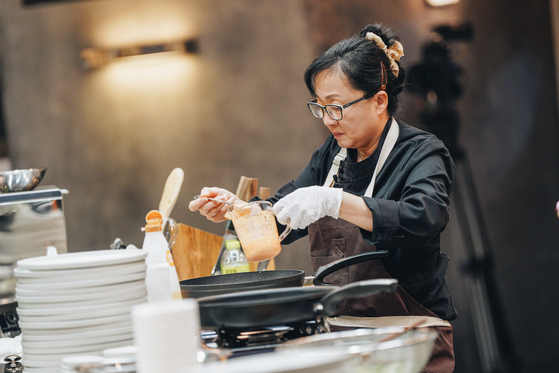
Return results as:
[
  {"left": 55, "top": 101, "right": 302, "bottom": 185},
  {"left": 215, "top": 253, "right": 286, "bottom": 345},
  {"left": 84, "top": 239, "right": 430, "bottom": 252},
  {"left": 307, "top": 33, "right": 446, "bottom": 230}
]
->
[
  {"left": 171, "top": 176, "right": 276, "bottom": 280},
  {"left": 171, "top": 223, "right": 223, "bottom": 281}
]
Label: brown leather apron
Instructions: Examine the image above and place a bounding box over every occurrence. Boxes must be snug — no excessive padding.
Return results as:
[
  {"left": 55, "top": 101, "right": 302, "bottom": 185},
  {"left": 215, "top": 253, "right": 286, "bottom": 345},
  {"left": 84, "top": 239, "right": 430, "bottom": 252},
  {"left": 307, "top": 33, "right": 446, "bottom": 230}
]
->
[{"left": 308, "top": 216, "right": 455, "bottom": 373}]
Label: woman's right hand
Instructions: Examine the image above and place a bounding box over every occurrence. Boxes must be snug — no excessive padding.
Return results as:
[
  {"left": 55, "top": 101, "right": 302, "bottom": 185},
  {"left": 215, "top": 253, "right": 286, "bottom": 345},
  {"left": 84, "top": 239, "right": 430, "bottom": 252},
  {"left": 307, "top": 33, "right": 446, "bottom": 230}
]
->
[{"left": 189, "top": 187, "right": 239, "bottom": 223}]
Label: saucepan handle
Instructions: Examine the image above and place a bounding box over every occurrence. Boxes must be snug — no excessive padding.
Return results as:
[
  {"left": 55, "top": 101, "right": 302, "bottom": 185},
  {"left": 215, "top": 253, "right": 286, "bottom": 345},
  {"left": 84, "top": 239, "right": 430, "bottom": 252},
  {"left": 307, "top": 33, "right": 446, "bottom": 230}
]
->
[
  {"left": 313, "top": 250, "right": 391, "bottom": 286},
  {"left": 318, "top": 278, "right": 399, "bottom": 316}
]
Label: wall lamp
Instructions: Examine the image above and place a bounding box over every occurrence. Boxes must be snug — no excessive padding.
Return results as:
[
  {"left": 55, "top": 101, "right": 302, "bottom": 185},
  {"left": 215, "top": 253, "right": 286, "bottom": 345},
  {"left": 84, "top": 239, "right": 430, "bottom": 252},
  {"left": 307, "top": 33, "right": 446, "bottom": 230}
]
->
[
  {"left": 425, "top": 0, "right": 460, "bottom": 6},
  {"left": 80, "top": 39, "right": 199, "bottom": 70}
]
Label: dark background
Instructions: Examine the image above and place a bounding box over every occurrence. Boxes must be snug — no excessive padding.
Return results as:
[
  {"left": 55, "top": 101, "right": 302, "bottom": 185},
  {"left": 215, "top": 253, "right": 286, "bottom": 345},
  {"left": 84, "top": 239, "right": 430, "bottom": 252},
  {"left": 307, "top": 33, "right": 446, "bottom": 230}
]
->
[{"left": 1, "top": 1, "right": 559, "bottom": 372}]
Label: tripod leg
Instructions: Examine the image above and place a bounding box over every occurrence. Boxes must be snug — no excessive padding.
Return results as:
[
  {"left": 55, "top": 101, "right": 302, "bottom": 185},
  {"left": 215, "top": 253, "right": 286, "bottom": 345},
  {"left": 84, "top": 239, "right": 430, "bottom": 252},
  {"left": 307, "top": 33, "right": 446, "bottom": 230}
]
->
[{"left": 451, "top": 154, "right": 520, "bottom": 373}]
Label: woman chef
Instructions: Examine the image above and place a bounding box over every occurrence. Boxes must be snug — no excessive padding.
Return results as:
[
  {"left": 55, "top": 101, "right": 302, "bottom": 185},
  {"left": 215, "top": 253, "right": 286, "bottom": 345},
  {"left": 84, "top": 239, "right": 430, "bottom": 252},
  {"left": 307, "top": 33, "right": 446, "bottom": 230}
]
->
[{"left": 189, "top": 23, "right": 457, "bottom": 372}]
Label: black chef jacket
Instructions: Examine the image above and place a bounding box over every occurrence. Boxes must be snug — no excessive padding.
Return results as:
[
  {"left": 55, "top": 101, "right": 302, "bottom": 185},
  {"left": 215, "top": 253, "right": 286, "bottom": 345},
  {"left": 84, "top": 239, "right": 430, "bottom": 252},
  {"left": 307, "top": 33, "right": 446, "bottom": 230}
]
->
[{"left": 269, "top": 117, "right": 458, "bottom": 321}]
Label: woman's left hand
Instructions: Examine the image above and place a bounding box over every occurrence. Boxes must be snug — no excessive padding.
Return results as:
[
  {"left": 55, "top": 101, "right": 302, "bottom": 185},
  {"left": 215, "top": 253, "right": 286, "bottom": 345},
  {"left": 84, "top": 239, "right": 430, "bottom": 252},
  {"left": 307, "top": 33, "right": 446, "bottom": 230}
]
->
[{"left": 272, "top": 186, "right": 343, "bottom": 230}]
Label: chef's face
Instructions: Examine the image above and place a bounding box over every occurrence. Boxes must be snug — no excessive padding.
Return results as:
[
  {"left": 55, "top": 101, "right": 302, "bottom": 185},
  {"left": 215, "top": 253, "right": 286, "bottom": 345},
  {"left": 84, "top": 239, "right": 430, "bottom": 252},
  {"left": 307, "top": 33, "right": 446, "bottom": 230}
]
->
[{"left": 313, "top": 68, "right": 388, "bottom": 152}]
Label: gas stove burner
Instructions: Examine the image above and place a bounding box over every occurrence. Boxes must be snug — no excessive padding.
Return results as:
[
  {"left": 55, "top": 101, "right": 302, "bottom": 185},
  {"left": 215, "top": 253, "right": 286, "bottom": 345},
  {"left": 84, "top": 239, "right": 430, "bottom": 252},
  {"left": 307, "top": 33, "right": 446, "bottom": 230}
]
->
[
  {"left": 200, "top": 320, "right": 326, "bottom": 354},
  {"left": 237, "top": 326, "right": 294, "bottom": 346}
]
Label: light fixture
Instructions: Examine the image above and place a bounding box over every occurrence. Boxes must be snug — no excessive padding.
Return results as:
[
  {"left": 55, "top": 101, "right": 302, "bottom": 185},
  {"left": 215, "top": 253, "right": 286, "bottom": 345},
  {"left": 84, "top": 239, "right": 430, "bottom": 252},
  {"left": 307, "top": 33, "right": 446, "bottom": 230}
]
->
[
  {"left": 425, "top": 0, "right": 460, "bottom": 6},
  {"left": 80, "top": 39, "right": 199, "bottom": 70}
]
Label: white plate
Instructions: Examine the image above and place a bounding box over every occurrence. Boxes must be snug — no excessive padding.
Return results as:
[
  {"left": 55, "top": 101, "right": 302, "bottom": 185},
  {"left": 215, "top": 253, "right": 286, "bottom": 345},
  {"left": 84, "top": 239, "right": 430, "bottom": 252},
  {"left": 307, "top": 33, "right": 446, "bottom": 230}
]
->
[
  {"left": 15, "top": 271, "right": 146, "bottom": 291},
  {"left": 23, "top": 352, "right": 104, "bottom": 368},
  {"left": 18, "top": 302, "right": 136, "bottom": 323},
  {"left": 14, "top": 261, "right": 146, "bottom": 280},
  {"left": 15, "top": 281, "right": 146, "bottom": 303},
  {"left": 16, "top": 278, "right": 146, "bottom": 296},
  {"left": 15, "top": 264, "right": 146, "bottom": 285},
  {"left": 20, "top": 318, "right": 132, "bottom": 336},
  {"left": 22, "top": 323, "right": 133, "bottom": 342},
  {"left": 17, "top": 297, "right": 146, "bottom": 317},
  {"left": 22, "top": 343, "right": 127, "bottom": 366},
  {"left": 23, "top": 338, "right": 134, "bottom": 355},
  {"left": 23, "top": 354, "right": 74, "bottom": 367},
  {"left": 23, "top": 367, "right": 61, "bottom": 373},
  {"left": 19, "top": 313, "right": 131, "bottom": 330},
  {"left": 16, "top": 292, "right": 147, "bottom": 309},
  {"left": 61, "top": 355, "right": 105, "bottom": 369},
  {"left": 16, "top": 249, "right": 147, "bottom": 271},
  {"left": 23, "top": 331, "right": 134, "bottom": 349}
]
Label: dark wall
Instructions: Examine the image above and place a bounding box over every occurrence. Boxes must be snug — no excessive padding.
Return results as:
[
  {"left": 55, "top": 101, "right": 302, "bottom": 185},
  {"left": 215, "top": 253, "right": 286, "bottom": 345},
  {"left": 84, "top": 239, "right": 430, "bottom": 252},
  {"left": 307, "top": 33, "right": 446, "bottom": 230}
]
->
[
  {"left": 304, "top": 1, "right": 559, "bottom": 372},
  {"left": 1, "top": 0, "right": 558, "bottom": 372}
]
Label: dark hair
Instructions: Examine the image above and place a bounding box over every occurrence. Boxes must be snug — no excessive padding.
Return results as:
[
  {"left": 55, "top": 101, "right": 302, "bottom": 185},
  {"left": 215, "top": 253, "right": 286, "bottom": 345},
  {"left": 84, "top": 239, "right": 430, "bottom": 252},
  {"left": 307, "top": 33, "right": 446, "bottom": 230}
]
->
[{"left": 304, "top": 23, "right": 406, "bottom": 115}]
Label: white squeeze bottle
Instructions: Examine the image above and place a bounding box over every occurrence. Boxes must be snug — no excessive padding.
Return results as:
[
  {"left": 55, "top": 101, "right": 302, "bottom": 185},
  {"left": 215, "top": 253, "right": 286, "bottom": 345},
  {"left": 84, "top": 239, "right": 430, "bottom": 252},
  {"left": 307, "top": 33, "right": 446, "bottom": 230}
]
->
[{"left": 142, "top": 210, "right": 182, "bottom": 302}]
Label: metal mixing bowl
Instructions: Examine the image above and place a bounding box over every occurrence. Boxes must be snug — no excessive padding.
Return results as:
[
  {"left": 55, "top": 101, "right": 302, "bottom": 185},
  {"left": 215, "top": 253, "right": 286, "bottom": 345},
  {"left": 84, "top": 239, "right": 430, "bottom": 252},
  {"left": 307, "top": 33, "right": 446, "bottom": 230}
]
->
[{"left": 0, "top": 168, "right": 46, "bottom": 193}]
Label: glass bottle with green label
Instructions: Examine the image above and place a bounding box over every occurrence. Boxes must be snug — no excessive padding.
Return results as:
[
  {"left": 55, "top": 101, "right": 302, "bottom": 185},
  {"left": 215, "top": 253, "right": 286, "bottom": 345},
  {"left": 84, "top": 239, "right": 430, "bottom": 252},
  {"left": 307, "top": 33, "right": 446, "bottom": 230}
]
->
[{"left": 220, "top": 238, "right": 250, "bottom": 274}]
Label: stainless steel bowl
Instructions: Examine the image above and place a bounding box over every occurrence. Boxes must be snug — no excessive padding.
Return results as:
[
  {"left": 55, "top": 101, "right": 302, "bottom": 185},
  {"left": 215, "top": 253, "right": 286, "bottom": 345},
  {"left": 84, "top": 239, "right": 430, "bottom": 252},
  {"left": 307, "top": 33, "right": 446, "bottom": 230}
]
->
[
  {"left": 0, "top": 168, "right": 46, "bottom": 193},
  {"left": 278, "top": 327, "right": 438, "bottom": 373}
]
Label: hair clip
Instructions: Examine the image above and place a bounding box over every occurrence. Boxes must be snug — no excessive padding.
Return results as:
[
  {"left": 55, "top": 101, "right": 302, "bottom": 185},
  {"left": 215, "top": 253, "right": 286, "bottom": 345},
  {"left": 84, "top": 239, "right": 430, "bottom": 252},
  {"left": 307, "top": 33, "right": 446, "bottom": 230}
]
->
[{"left": 380, "top": 61, "right": 387, "bottom": 90}]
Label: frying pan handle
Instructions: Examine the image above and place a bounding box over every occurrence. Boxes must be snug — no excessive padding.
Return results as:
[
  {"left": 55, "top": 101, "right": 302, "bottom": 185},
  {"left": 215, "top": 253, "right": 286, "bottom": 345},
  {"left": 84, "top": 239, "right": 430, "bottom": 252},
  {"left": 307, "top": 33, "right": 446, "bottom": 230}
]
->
[
  {"left": 313, "top": 250, "right": 390, "bottom": 286},
  {"left": 318, "top": 278, "right": 399, "bottom": 316}
]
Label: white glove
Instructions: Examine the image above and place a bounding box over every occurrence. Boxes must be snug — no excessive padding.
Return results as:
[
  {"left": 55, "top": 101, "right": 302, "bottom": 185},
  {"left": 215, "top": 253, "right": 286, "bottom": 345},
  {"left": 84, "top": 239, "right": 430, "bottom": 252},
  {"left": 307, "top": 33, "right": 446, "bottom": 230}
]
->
[{"left": 272, "top": 186, "right": 343, "bottom": 230}]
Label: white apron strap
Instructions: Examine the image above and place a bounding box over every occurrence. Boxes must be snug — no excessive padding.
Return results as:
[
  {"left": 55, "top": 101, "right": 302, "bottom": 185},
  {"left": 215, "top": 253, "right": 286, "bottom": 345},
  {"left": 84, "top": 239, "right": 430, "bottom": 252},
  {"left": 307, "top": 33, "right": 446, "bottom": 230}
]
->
[
  {"left": 365, "top": 117, "right": 399, "bottom": 197},
  {"left": 323, "top": 118, "right": 400, "bottom": 197}
]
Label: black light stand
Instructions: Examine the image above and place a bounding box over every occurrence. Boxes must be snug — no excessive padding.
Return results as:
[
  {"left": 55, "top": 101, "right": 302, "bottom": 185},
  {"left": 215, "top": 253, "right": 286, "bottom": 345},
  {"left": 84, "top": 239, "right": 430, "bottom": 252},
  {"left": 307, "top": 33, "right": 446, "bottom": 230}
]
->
[{"left": 407, "top": 24, "right": 521, "bottom": 373}]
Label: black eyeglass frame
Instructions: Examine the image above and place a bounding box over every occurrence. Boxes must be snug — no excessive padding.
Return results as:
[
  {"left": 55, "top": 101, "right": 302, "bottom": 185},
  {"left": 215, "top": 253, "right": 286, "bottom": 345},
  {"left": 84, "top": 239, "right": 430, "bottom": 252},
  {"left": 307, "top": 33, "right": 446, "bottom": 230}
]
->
[{"left": 307, "top": 91, "right": 377, "bottom": 121}]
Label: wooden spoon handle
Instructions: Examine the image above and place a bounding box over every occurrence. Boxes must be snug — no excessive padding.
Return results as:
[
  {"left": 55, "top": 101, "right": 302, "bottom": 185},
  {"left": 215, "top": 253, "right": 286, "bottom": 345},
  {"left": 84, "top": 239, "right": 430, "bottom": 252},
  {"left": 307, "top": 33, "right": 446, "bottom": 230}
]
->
[
  {"left": 376, "top": 318, "right": 428, "bottom": 343},
  {"left": 159, "top": 168, "right": 184, "bottom": 219}
]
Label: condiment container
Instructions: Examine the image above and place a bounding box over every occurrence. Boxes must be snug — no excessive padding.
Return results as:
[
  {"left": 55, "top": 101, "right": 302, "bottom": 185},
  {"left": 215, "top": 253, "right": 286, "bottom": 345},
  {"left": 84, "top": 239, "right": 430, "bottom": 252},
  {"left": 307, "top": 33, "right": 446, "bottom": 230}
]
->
[{"left": 142, "top": 210, "right": 181, "bottom": 301}]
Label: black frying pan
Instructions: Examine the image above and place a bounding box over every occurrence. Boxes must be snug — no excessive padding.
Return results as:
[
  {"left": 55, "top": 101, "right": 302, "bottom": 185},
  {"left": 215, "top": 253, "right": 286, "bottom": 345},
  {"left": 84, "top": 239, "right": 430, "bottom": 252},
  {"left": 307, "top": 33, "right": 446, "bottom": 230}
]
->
[
  {"left": 180, "top": 270, "right": 305, "bottom": 299},
  {"left": 197, "top": 278, "right": 398, "bottom": 330},
  {"left": 181, "top": 250, "right": 391, "bottom": 299}
]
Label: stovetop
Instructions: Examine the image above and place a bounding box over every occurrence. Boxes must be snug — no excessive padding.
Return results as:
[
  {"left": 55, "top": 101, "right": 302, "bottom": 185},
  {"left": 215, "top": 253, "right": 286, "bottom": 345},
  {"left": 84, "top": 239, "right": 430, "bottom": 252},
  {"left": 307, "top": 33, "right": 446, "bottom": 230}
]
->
[{"left": 200, "top": 321, "right": 326, "bottom": 358}]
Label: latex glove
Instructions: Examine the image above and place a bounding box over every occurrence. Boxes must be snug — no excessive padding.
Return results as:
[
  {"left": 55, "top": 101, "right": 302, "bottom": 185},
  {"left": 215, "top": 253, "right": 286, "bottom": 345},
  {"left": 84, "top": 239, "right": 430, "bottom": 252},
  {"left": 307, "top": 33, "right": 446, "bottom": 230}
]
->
[{"left": 273, "top": 186, "right": 343, "bottom": 230}]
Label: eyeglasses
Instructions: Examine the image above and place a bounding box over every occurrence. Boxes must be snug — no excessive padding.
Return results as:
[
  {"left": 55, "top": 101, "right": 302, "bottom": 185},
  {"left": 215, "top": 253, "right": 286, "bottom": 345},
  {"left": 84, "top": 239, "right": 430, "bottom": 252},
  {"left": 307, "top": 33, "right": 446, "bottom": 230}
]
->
[{"left": 307, "top": 92, "right": 376, "bottom": 121}]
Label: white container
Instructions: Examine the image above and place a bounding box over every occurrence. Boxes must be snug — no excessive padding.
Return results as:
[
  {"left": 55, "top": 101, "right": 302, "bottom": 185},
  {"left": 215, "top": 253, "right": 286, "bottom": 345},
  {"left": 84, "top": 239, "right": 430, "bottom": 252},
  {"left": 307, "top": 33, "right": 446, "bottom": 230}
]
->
[
  {"left": 132, "top": 299, "right": 200, "bottom": 373},
  {"left": 142, "top": 210, "right": 181, "bottom": 302}
]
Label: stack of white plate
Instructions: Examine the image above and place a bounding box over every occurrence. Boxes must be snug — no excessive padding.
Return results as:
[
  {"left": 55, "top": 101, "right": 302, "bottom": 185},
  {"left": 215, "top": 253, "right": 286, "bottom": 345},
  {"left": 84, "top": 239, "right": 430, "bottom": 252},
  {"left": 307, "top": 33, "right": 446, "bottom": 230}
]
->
[{"left": 14, "top": 249, "right": 148, "bottom": 373}]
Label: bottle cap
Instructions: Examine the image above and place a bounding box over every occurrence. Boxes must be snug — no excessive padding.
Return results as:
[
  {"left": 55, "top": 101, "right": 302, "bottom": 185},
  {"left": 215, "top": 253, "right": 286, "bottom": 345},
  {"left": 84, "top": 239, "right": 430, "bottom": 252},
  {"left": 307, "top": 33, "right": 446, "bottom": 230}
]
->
[
  {"left": 46, "top": 246, "right": 58, "bottom": 257},
  {"left": 225, "top": 239, "right": 241, "bottom": 250},
  {"left": 145, "top": 210, "right": 163, "bottom": 232}
]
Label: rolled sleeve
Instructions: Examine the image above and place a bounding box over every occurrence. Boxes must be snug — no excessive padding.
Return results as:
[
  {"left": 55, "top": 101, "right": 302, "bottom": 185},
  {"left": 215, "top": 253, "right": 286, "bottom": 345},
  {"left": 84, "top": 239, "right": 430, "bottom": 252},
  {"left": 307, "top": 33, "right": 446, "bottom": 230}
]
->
[{"left": 362, "top": 197, "right": 404, "bottom": 248}]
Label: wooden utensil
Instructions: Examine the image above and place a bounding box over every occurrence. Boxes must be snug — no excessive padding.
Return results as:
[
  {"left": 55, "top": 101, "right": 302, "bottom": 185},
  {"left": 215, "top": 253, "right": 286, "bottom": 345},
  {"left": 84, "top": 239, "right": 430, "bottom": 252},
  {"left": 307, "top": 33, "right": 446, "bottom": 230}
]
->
[
  {"left": 172, "top": 224, "right": 223, "bottom": 281},
  {"left": 376, "top": 318, "right": 428, "bottom": 343},
  {"left": 159, "top": 168, "right": 184, "bottom": 219}
]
